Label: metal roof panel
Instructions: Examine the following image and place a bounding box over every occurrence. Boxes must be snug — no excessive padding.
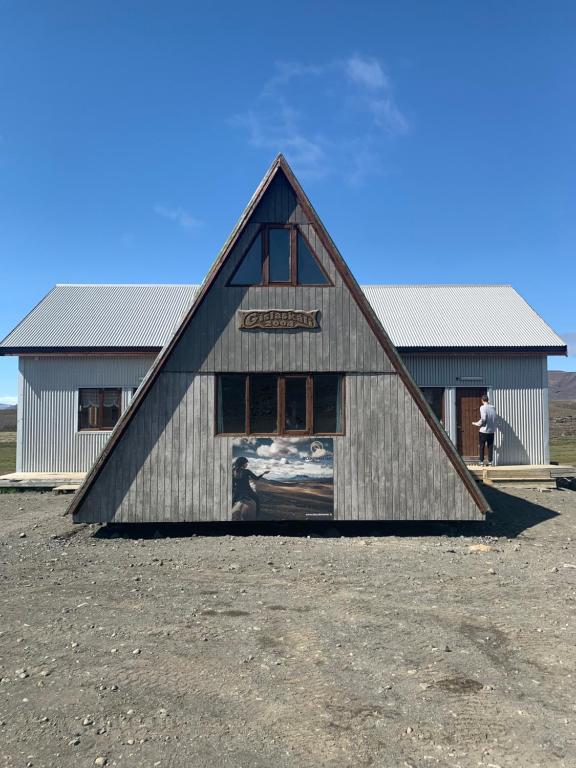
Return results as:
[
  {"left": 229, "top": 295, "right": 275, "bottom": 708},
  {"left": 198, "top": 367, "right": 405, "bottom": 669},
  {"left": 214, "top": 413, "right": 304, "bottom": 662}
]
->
[{"left": 0, "top": 283, "right": 566, "bottom": 352}]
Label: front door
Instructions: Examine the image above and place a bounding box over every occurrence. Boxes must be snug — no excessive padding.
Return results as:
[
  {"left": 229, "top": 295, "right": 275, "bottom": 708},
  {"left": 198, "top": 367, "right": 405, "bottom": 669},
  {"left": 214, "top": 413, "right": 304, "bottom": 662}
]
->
[{"left": 456, "top": 388, "right": 487, "bottom": 459}]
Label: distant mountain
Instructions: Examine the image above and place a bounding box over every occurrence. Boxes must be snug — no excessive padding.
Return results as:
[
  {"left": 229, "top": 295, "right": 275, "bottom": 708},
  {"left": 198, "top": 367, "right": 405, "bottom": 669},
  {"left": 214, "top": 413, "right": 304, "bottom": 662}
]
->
[
  {"left": 549, "top": 371, "right": 576, "bottom": 401},
  {"left": 0, "top": 403, "right": 16, "bottom": 410},
  {"left": 0, "top": 406, "right": 16, "bottom": 431}
]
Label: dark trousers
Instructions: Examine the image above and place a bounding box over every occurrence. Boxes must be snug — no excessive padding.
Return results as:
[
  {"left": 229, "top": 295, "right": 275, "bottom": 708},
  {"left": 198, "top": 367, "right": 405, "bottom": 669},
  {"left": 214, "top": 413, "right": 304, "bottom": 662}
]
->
[{"left": 479, "top": 432, "right": 494, "bottom": 464}]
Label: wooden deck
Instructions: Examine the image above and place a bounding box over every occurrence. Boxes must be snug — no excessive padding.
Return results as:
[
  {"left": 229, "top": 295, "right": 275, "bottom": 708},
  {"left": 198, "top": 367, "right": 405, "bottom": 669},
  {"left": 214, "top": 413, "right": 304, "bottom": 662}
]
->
[
  {"left": 0, "top": 472, "right": 85, "bottom": 490},
  {"left": 466, "top": 463, "right": 576, "bottom": 488},
  {"left": 1, "top": 464, "right": 575, "bottom": 494}
]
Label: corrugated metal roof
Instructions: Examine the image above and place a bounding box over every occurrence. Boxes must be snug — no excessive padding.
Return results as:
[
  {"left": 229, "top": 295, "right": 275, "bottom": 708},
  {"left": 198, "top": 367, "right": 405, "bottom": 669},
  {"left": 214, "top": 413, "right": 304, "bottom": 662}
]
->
[
  {"left": 361, "top": 285, "right": 566, "bottom": 350},
  {"left": 0, "top": 284, "right": 200, "bottom": 349},
  {"left": 0, "top": 283, "right": 566, "bottom": 352}
]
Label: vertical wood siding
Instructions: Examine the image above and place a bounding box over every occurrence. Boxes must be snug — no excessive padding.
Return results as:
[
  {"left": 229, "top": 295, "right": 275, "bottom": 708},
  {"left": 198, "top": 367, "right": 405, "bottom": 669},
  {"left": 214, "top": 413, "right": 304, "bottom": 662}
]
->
[
  {"left": 75, "top": 370, "right": 482, "bottom": 523},
  {"left": 72, "top": 171, "right": 484, "bottom": 523},
  {"left": 19, "top": 356, "right": 155, "bottom": 472}
]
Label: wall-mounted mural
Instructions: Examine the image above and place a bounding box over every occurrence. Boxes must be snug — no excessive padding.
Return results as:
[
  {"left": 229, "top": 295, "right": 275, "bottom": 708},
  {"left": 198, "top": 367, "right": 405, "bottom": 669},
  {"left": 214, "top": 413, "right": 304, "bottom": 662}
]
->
[{"left": 231, "top": 437, "right": 334, "bottom": 521}]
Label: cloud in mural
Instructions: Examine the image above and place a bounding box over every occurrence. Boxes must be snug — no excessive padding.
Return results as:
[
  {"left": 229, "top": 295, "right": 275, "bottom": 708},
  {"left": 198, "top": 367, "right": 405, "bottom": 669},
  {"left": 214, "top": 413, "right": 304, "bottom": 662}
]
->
[{"left": 256, "top": 439, "right": 301, "bottom": 459}]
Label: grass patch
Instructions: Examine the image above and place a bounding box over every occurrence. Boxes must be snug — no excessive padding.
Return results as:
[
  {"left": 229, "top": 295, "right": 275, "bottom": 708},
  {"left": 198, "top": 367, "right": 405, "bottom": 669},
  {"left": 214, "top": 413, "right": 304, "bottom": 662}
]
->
[
  {"left": 0, "top": 439, "right": 16, "bottom": 475},
  {"left": 550, "top": 437, "right": 576, "bottom": 466}
]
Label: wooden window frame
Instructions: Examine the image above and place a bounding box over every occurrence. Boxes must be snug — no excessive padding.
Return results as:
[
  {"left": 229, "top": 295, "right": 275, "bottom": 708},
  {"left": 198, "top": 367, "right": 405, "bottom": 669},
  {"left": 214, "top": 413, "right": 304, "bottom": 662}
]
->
[
  {"left": 227, "top": 225, "right": 333, "bottom": 287},
  {"left": 78, "top": 388, "right": 122, "bottom": 432},
  {"left": 215, "top": 373, "right": 345, "bottom": 436}
]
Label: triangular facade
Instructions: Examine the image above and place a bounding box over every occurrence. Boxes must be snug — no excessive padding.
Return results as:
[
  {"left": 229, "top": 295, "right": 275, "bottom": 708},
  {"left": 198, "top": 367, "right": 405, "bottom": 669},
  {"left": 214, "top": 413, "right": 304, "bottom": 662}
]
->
[{"left": 71, "top": 156, "right": 489, "bottom": 523}]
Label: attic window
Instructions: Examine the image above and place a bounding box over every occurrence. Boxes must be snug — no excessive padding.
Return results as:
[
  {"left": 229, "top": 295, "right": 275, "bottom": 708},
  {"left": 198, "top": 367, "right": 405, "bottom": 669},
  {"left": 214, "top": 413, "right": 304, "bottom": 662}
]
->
[{"left": 229, "top": 225, "right": 330, "bottom": 287}]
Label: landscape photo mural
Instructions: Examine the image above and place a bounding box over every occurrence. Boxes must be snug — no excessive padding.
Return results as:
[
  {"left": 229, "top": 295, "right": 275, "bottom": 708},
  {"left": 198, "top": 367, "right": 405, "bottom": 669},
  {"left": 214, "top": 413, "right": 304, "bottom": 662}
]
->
[{"left": 231, "top": 437, "right": 334, "bottom": 521}]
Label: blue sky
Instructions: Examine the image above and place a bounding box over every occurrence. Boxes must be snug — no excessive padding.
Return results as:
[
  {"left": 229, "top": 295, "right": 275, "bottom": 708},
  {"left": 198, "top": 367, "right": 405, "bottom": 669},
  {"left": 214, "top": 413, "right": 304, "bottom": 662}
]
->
[{"left": 1, "top": 0, "right": 575, "bottom": 401}]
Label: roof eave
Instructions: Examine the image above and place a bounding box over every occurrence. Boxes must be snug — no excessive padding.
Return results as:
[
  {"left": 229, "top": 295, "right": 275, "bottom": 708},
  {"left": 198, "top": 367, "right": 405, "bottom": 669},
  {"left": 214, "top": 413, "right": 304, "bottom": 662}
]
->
[
  {"left": 398, "top": 345, "right": 568, "bottom": 357},
  {"left": 1, "top": 344, "right": 567, "bottom": 357},
  {"left": 0, "top": 346, "right": 162, "bottom": 357}
]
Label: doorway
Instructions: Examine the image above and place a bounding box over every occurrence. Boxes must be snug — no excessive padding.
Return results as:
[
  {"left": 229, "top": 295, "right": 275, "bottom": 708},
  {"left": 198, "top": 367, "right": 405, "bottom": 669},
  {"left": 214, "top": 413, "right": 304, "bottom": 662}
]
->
[{"left": 456, "top": 387, "right": 487, "bottom": 459}]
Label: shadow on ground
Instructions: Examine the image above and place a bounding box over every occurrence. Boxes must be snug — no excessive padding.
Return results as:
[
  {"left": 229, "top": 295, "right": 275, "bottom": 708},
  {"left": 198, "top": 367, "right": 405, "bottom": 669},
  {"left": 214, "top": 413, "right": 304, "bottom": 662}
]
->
[{"left": 93, "top": 486, "right": 567, "bottom": 541}]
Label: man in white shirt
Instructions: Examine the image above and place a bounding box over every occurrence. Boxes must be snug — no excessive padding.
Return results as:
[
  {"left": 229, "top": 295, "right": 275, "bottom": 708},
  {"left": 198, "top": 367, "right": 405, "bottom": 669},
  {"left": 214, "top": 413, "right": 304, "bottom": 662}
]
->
[{"left": 473, "top": 394, "right": 496, "bottom": 466}]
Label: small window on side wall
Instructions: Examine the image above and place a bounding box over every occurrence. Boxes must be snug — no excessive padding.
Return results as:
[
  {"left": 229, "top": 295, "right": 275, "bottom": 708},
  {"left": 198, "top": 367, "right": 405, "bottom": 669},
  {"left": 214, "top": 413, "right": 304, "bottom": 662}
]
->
[
  {"left": 420, "top": 387, "right": 444, "bottom": 424},
  {"left": 78, "top": 388, "right": 122, "bottom": 431}
]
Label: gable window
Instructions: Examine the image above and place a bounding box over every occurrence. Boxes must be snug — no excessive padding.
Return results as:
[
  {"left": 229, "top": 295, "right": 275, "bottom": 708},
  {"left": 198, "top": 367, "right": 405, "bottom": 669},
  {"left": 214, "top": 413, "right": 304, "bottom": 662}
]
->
[
  {"left": 78, "top": 388, "right": 122, "bottom": 431},
  {"left": 229, "top": 225, "right": 330, "bottom": 287},
  {"left": 216, "top": 374, "right": 343, "bottom": 435}
]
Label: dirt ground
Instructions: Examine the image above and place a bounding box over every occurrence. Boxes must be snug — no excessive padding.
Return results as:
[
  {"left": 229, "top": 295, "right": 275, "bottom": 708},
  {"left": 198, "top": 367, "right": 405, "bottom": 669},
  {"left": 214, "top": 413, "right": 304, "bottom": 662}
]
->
[{"left": 1, "top": 487, "right": 575, "bottom": 768}]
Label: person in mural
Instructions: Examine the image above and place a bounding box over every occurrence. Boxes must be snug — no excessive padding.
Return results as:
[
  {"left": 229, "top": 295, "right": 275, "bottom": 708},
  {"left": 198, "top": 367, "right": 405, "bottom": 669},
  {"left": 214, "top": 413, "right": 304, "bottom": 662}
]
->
[{"left": 231, "top": 456, "right": 269, "bottom": 521}]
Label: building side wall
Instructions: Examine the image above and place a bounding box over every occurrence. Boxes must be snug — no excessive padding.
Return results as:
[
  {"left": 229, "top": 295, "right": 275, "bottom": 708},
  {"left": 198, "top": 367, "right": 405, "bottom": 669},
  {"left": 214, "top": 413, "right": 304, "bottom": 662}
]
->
[
  {"left": 16, "top": 353, "right": 550, "bottom": 474},
  {"left": 74, "top": 370, "right": 482, "bottom": 524},
  {"left": 402, "top": 354, "right": 548, "bottom": 465},
  {"left": 18, "top": 356, "right": 155, "bottom": 472}
]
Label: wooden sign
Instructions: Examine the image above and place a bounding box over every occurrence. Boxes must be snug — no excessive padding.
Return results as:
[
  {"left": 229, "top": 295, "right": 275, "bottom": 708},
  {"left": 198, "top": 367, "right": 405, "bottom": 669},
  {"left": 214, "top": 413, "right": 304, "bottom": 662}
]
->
[{"left": 237, "top": 309, "right": 320, "bottom": 331}]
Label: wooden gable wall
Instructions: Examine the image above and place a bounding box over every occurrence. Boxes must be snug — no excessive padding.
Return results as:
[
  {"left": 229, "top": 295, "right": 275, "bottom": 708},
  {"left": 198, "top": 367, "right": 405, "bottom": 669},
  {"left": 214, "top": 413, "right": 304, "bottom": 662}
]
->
[
  {"left": 72, "top": 164, "right": 485, "bottom": 524},
  {"left": 165, "top": 171, "right": 392, "bottom": 374}
]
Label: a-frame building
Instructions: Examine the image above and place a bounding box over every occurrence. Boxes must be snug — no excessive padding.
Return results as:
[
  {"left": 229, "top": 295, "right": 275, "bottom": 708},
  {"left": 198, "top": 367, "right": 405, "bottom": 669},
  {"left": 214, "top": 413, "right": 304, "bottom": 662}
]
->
[{"left": 70, "top": 156, "right": 489, "bottom": 523}]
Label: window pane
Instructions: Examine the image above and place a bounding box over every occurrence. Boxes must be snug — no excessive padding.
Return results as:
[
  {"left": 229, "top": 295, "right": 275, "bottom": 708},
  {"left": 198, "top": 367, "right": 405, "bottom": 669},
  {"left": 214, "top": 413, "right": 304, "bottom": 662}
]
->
[
  {"left": 284, "top": 378, "right": 307, "bottom": 431},
  {"left": 250, "top": 375, "right": 278, "bottom": 433},
  {"left": 421, "top": 387, "right": 444, "bottom": 423},
  {"left": 101, "top": 389, "right": 121, "bottom": 429},
  {"left": 297, "top": 233, "right": 328, "bottom": 285},
  {"left": 217, "top": 375, "right": 246, "bottom": 433},
  {"left": 313, "top": 375, "right": 341, "bottom": 433},
  {"left": 79, "top": 389, "right": 100, "bottom": 430},
  {"left": 268, "top": 229, "right": 291, "bottom": 282},
  {"left": 230, "top": 234, "right": 262, "bottom": 285}
]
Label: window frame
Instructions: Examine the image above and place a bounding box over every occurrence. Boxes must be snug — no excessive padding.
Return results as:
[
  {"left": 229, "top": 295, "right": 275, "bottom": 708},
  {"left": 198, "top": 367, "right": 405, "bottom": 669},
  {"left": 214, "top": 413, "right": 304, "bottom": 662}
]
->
[
  {"left": 420, "top": 386, "right": 445, "bottom": 425},
  {"left": 228, "top": 224, "right": 333, "bottom": 288},
  {"left": 78, "top": 387, "right": 122, "bottom": 432},
  {"left": 215, "top": 373, "right": 345, "bottom": 436}
]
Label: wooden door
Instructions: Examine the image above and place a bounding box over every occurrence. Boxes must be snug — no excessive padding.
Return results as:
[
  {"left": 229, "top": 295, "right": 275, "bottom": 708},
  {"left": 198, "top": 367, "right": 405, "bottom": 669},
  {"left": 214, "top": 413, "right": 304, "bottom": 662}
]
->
[{"left": 456, "top": 388, "right": 487, "bottom": 458}]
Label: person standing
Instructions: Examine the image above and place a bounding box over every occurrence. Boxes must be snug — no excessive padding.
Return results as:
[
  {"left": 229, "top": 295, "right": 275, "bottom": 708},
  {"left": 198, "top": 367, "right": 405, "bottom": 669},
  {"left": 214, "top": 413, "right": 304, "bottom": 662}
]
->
[{"left": 473, "top": 394, "right": 496, "bottom": 466}]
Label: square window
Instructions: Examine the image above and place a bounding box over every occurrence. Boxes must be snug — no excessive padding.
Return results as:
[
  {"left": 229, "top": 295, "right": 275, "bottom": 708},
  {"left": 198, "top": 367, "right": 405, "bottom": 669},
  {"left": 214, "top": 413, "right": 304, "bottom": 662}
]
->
[{"left": 78, "top": 388, "right": 122, "bottom": 431}]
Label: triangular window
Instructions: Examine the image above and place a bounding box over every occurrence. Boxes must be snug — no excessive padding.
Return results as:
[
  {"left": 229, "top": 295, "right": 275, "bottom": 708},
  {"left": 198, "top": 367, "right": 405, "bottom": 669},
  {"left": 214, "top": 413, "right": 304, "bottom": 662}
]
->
[
  {"left": 297, "top": 232, "right": 329, "bottom": 285},
  {"left": 228, "top": 226, "right": 330, "bottom": 286},
  {"left": 229, "top": 233, "right": 263, "bottom": 285}
]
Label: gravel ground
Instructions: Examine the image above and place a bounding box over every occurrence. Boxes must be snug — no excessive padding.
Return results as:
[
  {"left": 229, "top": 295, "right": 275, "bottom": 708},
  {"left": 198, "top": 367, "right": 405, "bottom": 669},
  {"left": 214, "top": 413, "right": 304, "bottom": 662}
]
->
[{"left": 0, "top": 486, "right": 575, "bottom": 768}]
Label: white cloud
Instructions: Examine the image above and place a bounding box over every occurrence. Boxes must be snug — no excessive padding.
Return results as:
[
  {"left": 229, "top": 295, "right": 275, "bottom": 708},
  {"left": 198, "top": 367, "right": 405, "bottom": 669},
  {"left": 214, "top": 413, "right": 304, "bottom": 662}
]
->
[
  {"left": 345, "top": 55, "right": 388, "bottom": 90},
  {"left": 231, "top": 54, "right": 409, "bottom": 184},
  {"left": 0, "top": 396, "right": 17, "bottom": 406},
  {"left": 154, "top": 205, "right": 202, "bottom": 229}
]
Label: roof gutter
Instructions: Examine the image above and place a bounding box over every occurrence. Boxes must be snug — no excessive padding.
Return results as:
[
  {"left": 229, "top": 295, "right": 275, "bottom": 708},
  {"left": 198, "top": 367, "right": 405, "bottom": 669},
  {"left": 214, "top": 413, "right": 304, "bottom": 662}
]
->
[
  {"left": 0, "top": 344, "right": 567, "bottom": 358},
  {"left": 0, "top": 346, "right": 162, "bottom": 357},
  {"left": 397, "top": 345, "right": 568, "bottom": 357}
]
